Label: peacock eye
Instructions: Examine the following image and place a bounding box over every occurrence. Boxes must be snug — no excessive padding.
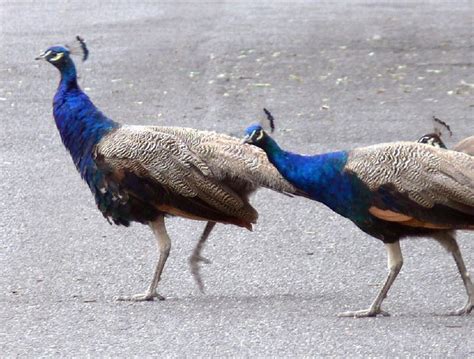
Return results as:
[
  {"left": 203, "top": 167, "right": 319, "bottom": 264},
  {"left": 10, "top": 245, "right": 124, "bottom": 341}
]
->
[{"left": 49, "top": 52, "right": 64, "bottom": 62}]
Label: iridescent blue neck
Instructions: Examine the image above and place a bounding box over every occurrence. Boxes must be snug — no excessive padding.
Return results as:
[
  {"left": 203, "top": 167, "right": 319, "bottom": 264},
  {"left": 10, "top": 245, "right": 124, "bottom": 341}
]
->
[
  {"left": 258, "top": 136, "right": 370, "bottom": 219},
  {"left": 57, "top": 57, "right": 78, "bottom": 89},
  {"left": 261, "top": 136, "right": 348, "bottom": 194},
  {"left": 52, "top": 57, "right": 118, "bottom": 182}
]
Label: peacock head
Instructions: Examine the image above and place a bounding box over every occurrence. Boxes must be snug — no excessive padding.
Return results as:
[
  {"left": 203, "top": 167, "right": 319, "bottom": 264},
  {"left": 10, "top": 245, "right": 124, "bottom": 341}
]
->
[
  {"left": 35, "top": 46, "right": 71, "bottom": 68},
  {"left": 417, "top": 133, "right": 447, "bottom": 149},
  {"left": 417, "top": 116, "right": 451, "bottom": 149},
  {"left": 35, "top": 36, "right": 88, "bottom": 69},
  {"left": 243, "top": 124, "right": 269, "bottom": 147}
]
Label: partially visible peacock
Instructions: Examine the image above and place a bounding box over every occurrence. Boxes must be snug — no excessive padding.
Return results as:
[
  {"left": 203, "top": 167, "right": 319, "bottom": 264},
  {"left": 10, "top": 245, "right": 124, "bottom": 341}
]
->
[
  {"left": 418, "top": 133, "right": 474, "bottom": 156},
  {"left": 244, "top": 124, "right": 474, "bottom": 317},
  {"left": 36, "top": 38, "right": 300, "bottom": 301},
  {"left": 417, "top": 117, "right": 474, "bottom": 155}
]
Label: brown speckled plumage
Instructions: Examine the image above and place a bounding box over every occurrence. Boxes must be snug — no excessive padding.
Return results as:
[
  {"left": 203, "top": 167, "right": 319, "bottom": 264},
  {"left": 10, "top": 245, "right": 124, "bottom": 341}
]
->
[
  {"left": 453, "top": 136, "right": 474, "bottom": 156},
  {"left": 96, "top": 125, "right": 297, "bottom": 227},
  {"left": 346, "top": 141, "right": 474, "bottom": 211}
]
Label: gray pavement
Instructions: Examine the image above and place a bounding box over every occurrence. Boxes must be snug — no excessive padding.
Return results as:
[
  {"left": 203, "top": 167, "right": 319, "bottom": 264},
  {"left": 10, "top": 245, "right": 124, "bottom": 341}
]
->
[{"left": 1, "top": 0, "right": 473, "bottom": 357}]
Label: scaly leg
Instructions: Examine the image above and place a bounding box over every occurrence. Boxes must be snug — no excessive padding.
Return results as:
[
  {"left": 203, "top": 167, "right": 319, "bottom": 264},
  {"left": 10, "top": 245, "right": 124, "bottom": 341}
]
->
[
  {"left": 338, "top": 241, "right": 403, "bottom": 318},
  {"left": 433, "top": 232, "right": 473, "bottom": 315},
  {"left": 116, "top": 215, "right": 171, "bottom": 302},
  {"left": 189, "top": 221, "right": 216, "bottom": 293}
]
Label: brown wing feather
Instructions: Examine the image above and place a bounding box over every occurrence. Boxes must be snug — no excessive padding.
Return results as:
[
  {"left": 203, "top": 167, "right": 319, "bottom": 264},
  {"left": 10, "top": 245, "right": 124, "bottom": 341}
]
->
[
  {"left": 144, "top": 126, "right": 298, "bottom": 194},
  {"left": 453, "top": 136, "right": 474, "bottom": 156},
  {"left": 95, "top": 125, "right": 298, "bottom": 226},
  {"left": 347, "top": 142, "right": 474, "bottom": 230},
  {"left": 347, "top": 142, "right": 474, "bottom": 211},
  {"left": 368, "top": 206, "right": 457, "bottom": 229}
]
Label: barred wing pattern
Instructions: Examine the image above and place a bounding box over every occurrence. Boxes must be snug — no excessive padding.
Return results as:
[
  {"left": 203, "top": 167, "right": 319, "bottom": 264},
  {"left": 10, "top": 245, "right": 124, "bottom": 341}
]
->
[
  {"left": 147, "top": 126, "right": 297, "bottom": 193},
  {"left": 346, "top": 142, "right": 474, "bottom": 220},
  {"left": 95, "top": 125, "right": 297, "bottom": 224}
]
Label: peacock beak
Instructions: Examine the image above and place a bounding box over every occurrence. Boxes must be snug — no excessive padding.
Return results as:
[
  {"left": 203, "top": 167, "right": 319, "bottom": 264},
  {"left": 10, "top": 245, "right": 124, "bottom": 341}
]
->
[
  {"left": 242, "top": 134, "right": 252, "bottom": 144},
  {"left": 35, "top": 50, "right": 50, "bottom": 61}
]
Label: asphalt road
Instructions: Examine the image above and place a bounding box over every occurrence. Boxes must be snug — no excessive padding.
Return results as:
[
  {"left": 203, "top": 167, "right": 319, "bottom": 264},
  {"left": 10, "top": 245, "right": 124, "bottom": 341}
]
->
[{"left": 1, "top": 0, "right": 473, "bottom": 357}]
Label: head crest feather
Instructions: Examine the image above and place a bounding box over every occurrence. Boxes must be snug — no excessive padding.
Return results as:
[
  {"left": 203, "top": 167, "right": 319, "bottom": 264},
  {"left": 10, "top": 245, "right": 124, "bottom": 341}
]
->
[
  {"left": 432, "top": 116, "right": 452, "bottom": 138},
  {"left": 262, "top": 108, "right": 275, "bottom": 133},
  {"left": 66, "top": 35, "right": 89, "bottom": 62}
]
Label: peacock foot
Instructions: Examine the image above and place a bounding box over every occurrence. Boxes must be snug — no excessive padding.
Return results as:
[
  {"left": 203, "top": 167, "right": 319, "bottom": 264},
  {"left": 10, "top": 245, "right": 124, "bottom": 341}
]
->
[
  {"left": 337, "top": 307, "right": 390, "bottom": 318},
  {"left": 189, "top": 254, "right": 212, "bottom": 266},
  {"left": 189, "top": 254, "right": 211, "bottom": 293},
  {"left": 115, "top": 290, "right": 165, "bottom": 302},
  {"left": 448, "top": 299, "right": 473, "bottom": 316}
]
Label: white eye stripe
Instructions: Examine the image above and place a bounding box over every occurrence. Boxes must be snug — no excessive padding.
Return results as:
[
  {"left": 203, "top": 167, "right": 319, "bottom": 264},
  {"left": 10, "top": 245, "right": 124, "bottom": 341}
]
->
[
  {"left": 255, "top": 130, "right": 264, "bottom": 141},
  {"left": 49, "top": 52, "right": 64, "bottom": 62}
]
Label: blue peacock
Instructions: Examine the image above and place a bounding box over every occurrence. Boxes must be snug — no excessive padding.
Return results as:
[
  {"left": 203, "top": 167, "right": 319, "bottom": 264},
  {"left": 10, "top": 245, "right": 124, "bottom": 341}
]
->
[
  {"left": 244, "top": 123, "right": 474, "bottom": 317},
  {"left": 36, "top": 38, "right": 301, "bottom": 300}
]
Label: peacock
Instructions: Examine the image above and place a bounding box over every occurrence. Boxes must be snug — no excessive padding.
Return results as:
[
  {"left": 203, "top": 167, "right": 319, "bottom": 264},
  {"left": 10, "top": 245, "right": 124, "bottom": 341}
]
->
[
  {"left": 36, "top": 38, "right": 300, "bottom": 301},
  {"left": 243, "top": 124, "right": 474, "bottom": 317}
]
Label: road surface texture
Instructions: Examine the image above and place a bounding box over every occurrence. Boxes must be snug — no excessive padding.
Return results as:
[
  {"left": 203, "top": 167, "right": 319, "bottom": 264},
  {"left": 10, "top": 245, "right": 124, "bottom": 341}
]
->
[{"left": 1, "top": 0, "right": 473, "bottom": 357}]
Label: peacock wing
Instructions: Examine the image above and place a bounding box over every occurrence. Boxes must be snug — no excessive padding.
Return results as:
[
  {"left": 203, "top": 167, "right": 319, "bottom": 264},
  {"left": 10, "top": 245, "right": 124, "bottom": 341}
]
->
[
  {"left": 346, "top": 141, "right": 474, "bottom": 228},
  {"left": 453, "top": 136, "right": 474, "bottom": 156},
  {"left": 94, "top": 125, "right": 258, "bottom": 224},
  {"left": 147, "top": 126, "right": 300, "bottom": 195}
]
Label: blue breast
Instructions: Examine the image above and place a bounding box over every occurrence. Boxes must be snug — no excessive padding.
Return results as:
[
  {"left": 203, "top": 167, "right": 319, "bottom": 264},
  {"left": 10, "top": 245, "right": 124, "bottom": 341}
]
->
[
  {"left": 54, "top": 89, "right": 117, "bottom": 183},
  {"left": 52, "top": 61, "right": 119, "bottom": 219}
]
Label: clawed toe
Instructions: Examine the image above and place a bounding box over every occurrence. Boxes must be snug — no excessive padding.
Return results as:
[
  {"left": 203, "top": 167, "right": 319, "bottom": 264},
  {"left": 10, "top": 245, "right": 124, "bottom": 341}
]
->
[
  {"left": 189, "top": 254, "right": 211, "bottom": 265},
  {"left": 338, "top": 308, "right": 390, "bottom": 318},
  {"left": 189, "top": 254, "right": 211, "bottom": 293},
  {"left": 115, "top": 291, "right": 165, "bottom": 302},
  {"left": 448, "top": 301, "right": 473, "bottom": 316}
]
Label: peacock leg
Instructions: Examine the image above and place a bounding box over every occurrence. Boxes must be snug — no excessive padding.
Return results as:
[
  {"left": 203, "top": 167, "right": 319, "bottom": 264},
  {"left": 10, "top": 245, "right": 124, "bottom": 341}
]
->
[
  {"left": 116, "top": 215, "right": 171, "bottom": 302},
  {"left": 433, "top": 232, "right": 473, "bottom": 315},
  {"left": 338, "top": 241, "right": 403, "bottom": 318},
  {"left": 189, "top": 221, "right": 216, "bottom": 293}
]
